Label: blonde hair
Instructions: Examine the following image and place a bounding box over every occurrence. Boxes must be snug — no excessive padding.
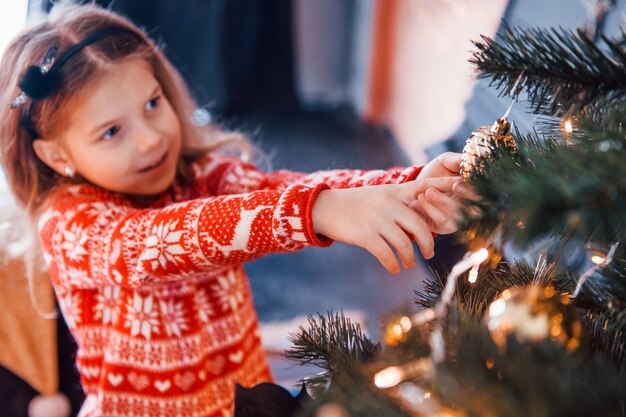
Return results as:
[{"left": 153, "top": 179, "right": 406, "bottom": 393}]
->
[{"left": 0, "top": 0, "right": 249, "bottom": 218}]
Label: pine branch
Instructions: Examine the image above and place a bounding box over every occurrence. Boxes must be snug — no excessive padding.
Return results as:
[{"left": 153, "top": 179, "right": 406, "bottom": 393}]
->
[
  {"left": 586, "top": 314, "right": 626, "bottom": 366},
  {"left": 303, "top": 263, "right": 625, "bottom": 416},
  {"left": 538, "top": 98, "right": 626, "bottom": 140},
  {"left": 284, "top": 311, "right": 380, "bottom": 374},
  {"left": 562, "top": 247, "right": 626, "bottom": 363},
  {"left": 415, "top": 260, "right": 571, "bottom": 318},
  {"left": 471, "top": 25, "right": 626, "bottom": 115},
  {"left": 461, "top": 134, "right": 626, "bottom": 248}
]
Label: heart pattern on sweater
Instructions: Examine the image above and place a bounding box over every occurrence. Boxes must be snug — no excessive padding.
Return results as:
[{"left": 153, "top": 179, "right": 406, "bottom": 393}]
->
[
  {"left": 154, "top": 379, "right": 171, "bottom": 392},
  {"left": 174, "top": 371, "right": 196, "bottom": 391},
  {"left": 228, "top": 350, "right": 244, "bottom": 364},
  {"left": 81, "top": 366, "right": 101, "bottom": 379},
  {"left": 128, "top": 372, "right": 150, "bottom": 391},
  {"left": 205, "top": 355, "right": 226, "bottom": 375},
  {"left": 107, "top": 373, "right": 123, "bottom": 387}
]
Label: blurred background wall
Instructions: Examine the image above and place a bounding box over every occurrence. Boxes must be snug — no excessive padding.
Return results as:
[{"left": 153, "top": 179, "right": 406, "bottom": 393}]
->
[{"left": 30, "top": 0, "right": 509, "bottom": 163}]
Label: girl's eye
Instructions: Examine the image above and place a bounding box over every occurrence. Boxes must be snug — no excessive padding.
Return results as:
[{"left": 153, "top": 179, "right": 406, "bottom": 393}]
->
[
  {"left": 146, "top": 96, "right": 160, "bottom": 111},
  {"left": 103, "top": 126, "right": 120, "bottom": 140}
]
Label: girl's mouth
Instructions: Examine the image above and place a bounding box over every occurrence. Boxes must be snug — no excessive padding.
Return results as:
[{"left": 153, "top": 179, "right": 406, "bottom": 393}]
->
[{"left": 139, "top": 152, "right": 168, "bottom": 172}]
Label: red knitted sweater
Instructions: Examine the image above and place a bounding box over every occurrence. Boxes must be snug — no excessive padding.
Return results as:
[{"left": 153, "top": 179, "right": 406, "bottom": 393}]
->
[{"left": 38, "top": 153, "right": 422, "bottom": 417}]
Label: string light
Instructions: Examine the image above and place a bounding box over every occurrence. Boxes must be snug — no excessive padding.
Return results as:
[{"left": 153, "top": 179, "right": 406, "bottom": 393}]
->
[
  {"left": 563, "top": 118, "right": 574, "bottom": 133},
  {"left": 407, "top": 249, "right": 488, "bottom": 328},
  {"left": 374, "top": 366, "right": 404, "bottom": 389},
  {"left": 561, "top": 118, "right": 575, "bottom": 145},
  {"left": 591, "top": 255, "right": 607, "bottom": 265},
  {"left": 410, "top": 308, "right": 437, "bottom": 326},
  {"left": 374, "top": 358, "right": 433, "bottom": 389},
  {"left": 438, "top": 248, "right": 488, "bottom": 311},
  {"left": 431, "top": 248, "right": 489, "bottom": 362},
  {"left": 468, "top": 264, "right": 480, "bottom": 283},
  {"left": 396, "top": 383, "right": 456, "bottom": 416},
  {"left": 573, "top": 242, "right": 618, "bottom": 297}
]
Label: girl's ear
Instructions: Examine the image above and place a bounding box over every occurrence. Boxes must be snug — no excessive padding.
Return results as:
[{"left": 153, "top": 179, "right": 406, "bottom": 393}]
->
[{"left": 32, "top": 139, "right": 72, "bottom": 176}]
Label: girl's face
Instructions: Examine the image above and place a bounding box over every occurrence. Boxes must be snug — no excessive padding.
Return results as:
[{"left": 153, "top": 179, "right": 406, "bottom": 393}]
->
[{"left": 36, "top": 58, "right": 183, "bottom": 196}]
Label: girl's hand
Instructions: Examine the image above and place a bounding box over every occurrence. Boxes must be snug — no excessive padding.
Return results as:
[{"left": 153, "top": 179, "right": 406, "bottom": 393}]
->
[
  {"left": 409, "top": 185, "right": 465, "bottom": 234},
  {"left": 312, "top": 177, "right": 458, "bottom": 274},
  {"left": 409, "top": 152, "right": 478, "bottom": 234},
  {"left": 417, "top": 152, "right": 462, "bottom": 181}
]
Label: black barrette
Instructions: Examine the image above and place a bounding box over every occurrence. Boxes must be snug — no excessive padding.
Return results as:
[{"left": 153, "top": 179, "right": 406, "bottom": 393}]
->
[{"left": 10, "top": 46, "right": 59, "bottom": 109}]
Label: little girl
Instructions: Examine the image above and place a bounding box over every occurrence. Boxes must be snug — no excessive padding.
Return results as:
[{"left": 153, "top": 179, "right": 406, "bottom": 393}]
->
[{"left": 0, "top": 2, "right": 467, "bottom": 416}]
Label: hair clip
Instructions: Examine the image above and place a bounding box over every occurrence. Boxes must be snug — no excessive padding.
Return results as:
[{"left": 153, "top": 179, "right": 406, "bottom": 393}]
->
[
  {"left": 9, "top": 92, "right": 28, "bottom": 110},
  {"left": 10, "top": 46, "right": 59, "bottom": 109}
]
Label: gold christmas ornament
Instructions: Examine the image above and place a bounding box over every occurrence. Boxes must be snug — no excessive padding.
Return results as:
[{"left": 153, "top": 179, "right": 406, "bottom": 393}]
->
[
  {"left": 460, "top": 116, "right": 517, "bottom": 180},
  {"left": 484, "top": 284, "right": 583, "bottom": 352}
]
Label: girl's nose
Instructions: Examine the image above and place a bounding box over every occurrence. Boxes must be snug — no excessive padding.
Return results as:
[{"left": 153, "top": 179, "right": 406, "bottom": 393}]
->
[{"left": 135, "top": 122, "right": 161, "bottom": 154}]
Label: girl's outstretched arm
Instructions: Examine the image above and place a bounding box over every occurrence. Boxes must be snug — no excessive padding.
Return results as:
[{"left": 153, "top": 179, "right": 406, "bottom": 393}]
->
[
  {"left": 38, "top": 183, "right": 331, "bottom": 289},
  {"left": 312, "top": 176, "right": 460, "bottom": 274},
  {"left": 197, "top": 152, "right": 466, "bottom": 238}
]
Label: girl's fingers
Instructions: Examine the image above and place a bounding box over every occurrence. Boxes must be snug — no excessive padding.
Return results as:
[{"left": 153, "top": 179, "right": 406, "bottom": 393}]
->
[
  {"left": 408, "top": 176, "right": 460, "bottom": 200},
  {"left": 409, "top": 198, "right": 428, "bottom": 218},
  {"left": 394, "top": 204, "right": 435, "bottom": 259},
  {"left": 408, "top": 200, "right": 421, "bottom": 212},
  {"left": 381, "top": 227, "right": 416, "bottom": 270},
  {"left": 425, "top": 188, "right": 463, "bottom": 220},
  {"left": 419, "top": 194, "right": 449, "bottom": 224},
  {"left": 364, "top": 235, "right": 402, "bottom": 274},
  {"left": 418, "top": 193, "right": 458, "bottom": 234}
]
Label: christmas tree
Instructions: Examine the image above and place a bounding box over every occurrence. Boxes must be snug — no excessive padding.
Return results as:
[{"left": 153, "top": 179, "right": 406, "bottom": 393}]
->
[{"left": 283, "top": 5, "right": 626, "bottom": 417}]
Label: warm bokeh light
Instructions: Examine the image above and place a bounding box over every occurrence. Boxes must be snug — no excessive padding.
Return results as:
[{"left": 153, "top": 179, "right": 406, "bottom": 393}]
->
[
  {"left": 374, "top": 366, "right": 404, "bottom": 389},
  {"left": 471, "top": 248, "right": 489, "bottom": 264},
  {"left": 468, "top": 264, "right": 479, "bottom": 283},
  {"left": 563, "top": 119, "right": 573, "bottom": 133},
  {"left": 591, "top": 255, "right": 607, "bottom": 265}
]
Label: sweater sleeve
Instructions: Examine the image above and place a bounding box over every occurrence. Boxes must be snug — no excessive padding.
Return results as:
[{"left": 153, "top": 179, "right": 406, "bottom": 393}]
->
[
  {"left": 193, "top": 154, "right": 424, "bottom": 196},
  {"left": 38, "top": 183, "right": 329, "bottom": 289}
]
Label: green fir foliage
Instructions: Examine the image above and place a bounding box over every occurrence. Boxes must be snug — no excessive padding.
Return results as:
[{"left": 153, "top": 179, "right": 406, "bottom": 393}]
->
[
  {"left": 471, "top": 25, "right": 626, "bottom": 114},
  {"left": 284, "top": 311, "right": 380, "bottom": 374},
  {"left": 462, "top": 132, "right": 626, "bottom": 246}
]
